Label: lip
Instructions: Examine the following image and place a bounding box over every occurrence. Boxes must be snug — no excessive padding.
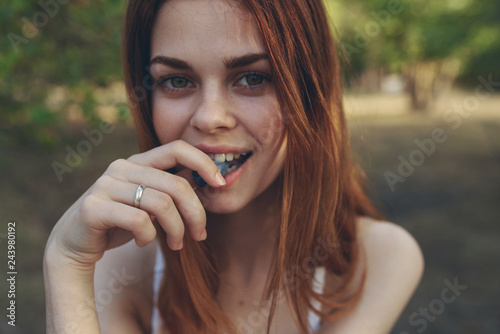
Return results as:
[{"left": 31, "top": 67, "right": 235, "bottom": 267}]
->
[
  {"left": 195, "top": 144, "right": 252, "bottom": 155},
  {"left": 210, "top": 152, "right": 253, "bottom": 190}
]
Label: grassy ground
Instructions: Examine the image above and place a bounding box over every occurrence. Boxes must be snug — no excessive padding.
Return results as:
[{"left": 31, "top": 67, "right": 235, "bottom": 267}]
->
[
  {"left": 350, "top": 118, "right": 500, "bottom": 334},
  {"left": 1, "top": 92, "right": 499, "bottom": 333}
]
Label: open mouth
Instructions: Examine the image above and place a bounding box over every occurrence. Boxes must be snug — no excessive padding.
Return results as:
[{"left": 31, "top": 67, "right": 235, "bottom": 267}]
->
[{"left": 193, "top": 151, "right": 253, "bottom": 187}]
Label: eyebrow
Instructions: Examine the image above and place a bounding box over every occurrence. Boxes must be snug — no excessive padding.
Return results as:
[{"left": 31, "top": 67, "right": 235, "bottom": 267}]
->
[{"left": 149, "top": 53, "right": 269, "bottom": 70}]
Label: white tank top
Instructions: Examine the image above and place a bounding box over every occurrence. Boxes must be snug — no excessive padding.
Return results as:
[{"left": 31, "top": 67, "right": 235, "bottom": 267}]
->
[{"left": 151, "top": 246, "right": 326, "bottom": 333}]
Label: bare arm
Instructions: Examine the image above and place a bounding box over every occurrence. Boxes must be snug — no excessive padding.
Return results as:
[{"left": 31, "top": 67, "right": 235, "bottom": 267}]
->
[
  {"left": 44, "top": 244, "right": 100, "bottom": 333},
  {"left": 44, "top": 239, "right": 156, "bottom": 334}
]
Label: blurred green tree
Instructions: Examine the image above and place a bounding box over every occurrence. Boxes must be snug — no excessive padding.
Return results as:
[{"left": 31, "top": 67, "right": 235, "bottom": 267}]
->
[
  {"left": 1, "top": 0, "right": 125, "bottom": 147},
  {"left": 326, "top": 0, "right": 500, "bottom": 111},
  {"left": 1, "top": 0, "right": 498, "bottom": 137}
]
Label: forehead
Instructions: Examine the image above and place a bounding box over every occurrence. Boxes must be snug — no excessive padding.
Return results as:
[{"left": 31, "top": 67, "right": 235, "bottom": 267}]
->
[{"left": 151, "top": 0, "right": 265, "bottom": 60}]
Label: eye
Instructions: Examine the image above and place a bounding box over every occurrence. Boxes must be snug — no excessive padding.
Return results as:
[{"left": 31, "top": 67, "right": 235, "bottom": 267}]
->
[
  {"left": 237, "top": 72, "right": 272, "bottom": 90},
  {"left": 157, "top": 75, "right": 194, "bottom": 94},
  {"left": 161, "top": 76, "right": 192, "bottom": 89},
  {"left": 243, "top": 74, "right": 264, "bottom": 86},
  {"left": 170, "top": 77, "right": 189, "bottom": 88}
]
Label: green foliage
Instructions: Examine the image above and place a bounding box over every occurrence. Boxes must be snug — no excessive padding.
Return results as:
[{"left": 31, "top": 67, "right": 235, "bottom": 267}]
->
[
  {"left": 1, "top": 0, "right": 498, "bottom": 139},
  {"left": 1, "top": 0, "right": 126, "bottom": 147},
  {"left": 326, "top": 0, "right": 500, "bottom": 83}
]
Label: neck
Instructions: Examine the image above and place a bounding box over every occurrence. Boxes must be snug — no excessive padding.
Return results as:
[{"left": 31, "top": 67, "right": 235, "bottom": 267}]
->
[{"left": 206, "top": 179, "right": 281, "bottom": 283}]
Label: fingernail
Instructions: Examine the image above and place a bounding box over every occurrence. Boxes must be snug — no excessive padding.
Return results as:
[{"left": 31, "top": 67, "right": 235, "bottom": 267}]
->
[
  {"left": 199, "top": 229, "right": 207, "bottom": 241},
  {"left": 215, "top": 172, "right": 226, "bottom": 186},
  {"left": 176, "top": 241, "right": 183, "bottom": 251}
]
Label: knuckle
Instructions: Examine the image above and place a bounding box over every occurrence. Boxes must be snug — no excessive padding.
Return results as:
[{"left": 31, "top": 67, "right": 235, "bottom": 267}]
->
[
  {"left": 130, "top": 210, "right": 150, "bottom": 228},
  {"left": 172, "top": 177, "right": 191, "bottom": 193},
  {"left": 171, "top": 139, "right": 188, "bottom": 153},
  {"left": 172, "top": 139, "right": 186, "bottom": 147},
  {"left": 79, "top": 194, "right": 100, "bottom": 221},
  {"left": 93, "top": 174, "right": 114, "bottom": 192},
  {"left": 127, "top": 153, "right": 141, "bottom": 163},
  {"left": 107, "top": 158, "right": 128, "bottom": 174},
  {"left": 155, "top": 193, "right": 174, "bottom": 215}
]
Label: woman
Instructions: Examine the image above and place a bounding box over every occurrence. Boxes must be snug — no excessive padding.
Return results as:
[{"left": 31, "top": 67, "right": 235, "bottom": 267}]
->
[{"left": 44, "top": 0, "right": 424, "bottom": 333}]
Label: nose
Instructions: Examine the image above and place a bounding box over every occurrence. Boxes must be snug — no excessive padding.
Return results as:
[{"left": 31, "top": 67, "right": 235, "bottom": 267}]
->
[{"left": 189, "top": 86, "right": 237, "bottom": 134}]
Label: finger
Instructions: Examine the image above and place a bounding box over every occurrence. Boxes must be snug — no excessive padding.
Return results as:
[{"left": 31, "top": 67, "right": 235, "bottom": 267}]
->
[
  {"left": 94, "top": 177, "right": 191, "bottom": 249},
  {"left": 126, "top": 140, "right": 226, "bottom": 188},
  {"left": 97, "top": 170, "right": 206, "bottom": 242},
  {"left": 173, "top": 167, "right": 199, "bottom": 190},
  {"left": 134, "top": 186, "right": 186, "bottom": 251},
  {"left": 80, "top": 195, "right": 156, "bottom": 248}
]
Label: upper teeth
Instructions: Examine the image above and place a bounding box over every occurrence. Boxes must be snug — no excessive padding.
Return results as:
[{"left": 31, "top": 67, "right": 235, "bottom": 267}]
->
[{"left": 209, "top": 152, "right": 249, "bottom": 162}]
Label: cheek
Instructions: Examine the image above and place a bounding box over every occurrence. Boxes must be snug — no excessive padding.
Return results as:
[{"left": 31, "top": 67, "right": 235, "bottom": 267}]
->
[
  {"left": 152, "top": 97, "right": 190, "bottom": 144},
  {"left": 239, "top": 95, "right": 284, "bottom": 146},
  {"left": 253, "top": 109, "right": 285, "bottom": 147},
  {"left": 263, "top": 114, "right": 286, "bottom": 148}
]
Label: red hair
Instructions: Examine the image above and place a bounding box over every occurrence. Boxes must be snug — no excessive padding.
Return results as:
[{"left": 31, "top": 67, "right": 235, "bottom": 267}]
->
[{"left": 122, "top": 0, "right": 383, "bottom": 333}]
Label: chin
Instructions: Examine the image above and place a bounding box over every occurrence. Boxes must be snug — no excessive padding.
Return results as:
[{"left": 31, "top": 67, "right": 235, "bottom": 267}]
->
[
  {"left": 199, "top": 176, "right": 282, "bottom": 216},
  {"left": 201, "top": 196, "right": 249, "bottom": 215}
]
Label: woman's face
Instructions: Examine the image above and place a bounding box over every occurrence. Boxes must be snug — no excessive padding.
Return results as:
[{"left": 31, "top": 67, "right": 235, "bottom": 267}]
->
[{"left": 150, "top": 0, "right": 287, "bottom": 213}]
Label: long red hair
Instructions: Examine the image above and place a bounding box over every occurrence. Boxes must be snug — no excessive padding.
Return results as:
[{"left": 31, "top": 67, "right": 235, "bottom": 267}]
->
[{"left": 122, "top": 0, "right": 383, "bottom": 333}]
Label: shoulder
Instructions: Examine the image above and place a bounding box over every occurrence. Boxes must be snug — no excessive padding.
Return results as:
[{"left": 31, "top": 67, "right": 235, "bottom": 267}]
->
[
  {"left": 356, "top": 216, "right": 425, "bottom": 320},
  {"left": 320, "top": 216, "right": 424, "bottom": 334},
  {"left": 357, "top": 215, "right": 424, "bottom": 277},
  {"left": 94, "top": 239, "right": 158, "bottom": 333}
]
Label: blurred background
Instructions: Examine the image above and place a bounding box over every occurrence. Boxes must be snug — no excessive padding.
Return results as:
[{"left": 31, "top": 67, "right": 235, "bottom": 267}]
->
[{"left": 1, "top": 0, "right": 499, "bottom": 333}]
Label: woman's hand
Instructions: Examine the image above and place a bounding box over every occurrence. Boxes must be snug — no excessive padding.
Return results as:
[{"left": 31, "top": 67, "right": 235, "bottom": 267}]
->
[{"left": 45, "top": 139, "right": 226, "bottom": 267}]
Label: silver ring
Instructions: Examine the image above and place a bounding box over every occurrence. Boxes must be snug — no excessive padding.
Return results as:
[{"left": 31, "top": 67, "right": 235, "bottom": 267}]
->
[{"left": 133, "top": 185, "right": 146, "bottom": 208}]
